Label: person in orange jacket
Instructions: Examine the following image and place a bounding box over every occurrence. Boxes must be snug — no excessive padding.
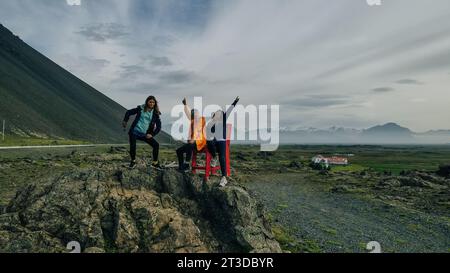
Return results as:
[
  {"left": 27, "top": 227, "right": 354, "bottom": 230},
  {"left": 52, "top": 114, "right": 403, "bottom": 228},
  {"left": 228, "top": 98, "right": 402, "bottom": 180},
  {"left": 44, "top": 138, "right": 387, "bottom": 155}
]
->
[{"left": 176, "top": 98, "right": 206, "bottom": 172}]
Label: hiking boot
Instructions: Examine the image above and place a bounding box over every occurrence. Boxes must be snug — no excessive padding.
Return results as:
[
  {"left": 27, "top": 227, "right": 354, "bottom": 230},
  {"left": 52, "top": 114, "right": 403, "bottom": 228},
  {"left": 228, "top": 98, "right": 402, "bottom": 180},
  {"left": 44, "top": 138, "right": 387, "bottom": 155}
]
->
[
  {"left": 219, "top": 176, "right": 228, "bottom": 187},
  {"left": 151, "top": 161, "right": 163, "bottom": 170},
  {"left": 129, "top": 160, "right": 136, "bottom": 169},
  {"left": 177, "top": 162, "right": 187, "bottom": 173}
]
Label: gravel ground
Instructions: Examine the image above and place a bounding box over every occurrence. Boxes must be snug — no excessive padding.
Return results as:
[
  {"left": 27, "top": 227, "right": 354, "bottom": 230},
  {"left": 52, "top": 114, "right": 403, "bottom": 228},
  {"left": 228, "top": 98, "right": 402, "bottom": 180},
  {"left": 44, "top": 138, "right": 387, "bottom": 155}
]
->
[{"left": 245, "top": 173, "right": 450, "bottom": 253}]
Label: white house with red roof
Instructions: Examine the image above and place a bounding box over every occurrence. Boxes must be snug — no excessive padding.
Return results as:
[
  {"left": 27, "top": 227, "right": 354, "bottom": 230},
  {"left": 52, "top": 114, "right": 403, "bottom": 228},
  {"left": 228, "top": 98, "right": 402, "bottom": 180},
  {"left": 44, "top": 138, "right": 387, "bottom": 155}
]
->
[{"left": 311, "top": 155, "right": 349, "bottom": 166}]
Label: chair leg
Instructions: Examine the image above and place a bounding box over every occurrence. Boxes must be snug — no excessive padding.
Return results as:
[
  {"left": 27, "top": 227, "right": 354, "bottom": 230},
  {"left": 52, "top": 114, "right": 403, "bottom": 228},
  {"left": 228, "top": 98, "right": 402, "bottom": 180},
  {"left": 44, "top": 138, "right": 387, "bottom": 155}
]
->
[
  {"left": 226, "top": 141, "right": 231, "bottom": 177},
  {"left": 210, "top": 150, "right": 217, "bottom": 175},
  {"left": 192, "top": 151, "right": 197, "bottom": 174},
  {"left": 205, "top": 151, "right": 210, "bottom": 180}
]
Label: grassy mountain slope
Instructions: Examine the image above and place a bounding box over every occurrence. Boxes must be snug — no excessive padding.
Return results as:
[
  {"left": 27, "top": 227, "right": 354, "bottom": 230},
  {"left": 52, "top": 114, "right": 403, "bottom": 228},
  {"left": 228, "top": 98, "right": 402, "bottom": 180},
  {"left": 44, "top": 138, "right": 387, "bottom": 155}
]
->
[{"left": 0, "top": 24, "right": 171, "bottom": 144}]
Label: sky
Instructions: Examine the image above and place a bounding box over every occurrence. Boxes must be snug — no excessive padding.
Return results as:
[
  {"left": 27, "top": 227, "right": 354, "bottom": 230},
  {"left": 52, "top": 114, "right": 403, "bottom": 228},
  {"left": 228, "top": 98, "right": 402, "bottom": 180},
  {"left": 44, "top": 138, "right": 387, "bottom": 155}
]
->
[{"left": 1, "top": 0, "right": 450, "bottom": 132}]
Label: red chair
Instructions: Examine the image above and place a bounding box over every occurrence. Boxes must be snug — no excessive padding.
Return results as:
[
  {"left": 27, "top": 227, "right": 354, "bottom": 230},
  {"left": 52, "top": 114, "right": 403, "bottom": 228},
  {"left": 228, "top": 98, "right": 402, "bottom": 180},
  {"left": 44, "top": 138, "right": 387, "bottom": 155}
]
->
[{"left": 192, "top": 124, "right": 232, "bottom": 180}]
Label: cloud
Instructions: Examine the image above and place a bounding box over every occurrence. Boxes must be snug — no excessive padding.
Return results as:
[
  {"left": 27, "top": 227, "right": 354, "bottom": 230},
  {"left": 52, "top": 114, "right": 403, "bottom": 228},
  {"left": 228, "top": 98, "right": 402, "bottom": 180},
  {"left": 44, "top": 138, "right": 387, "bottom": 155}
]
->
[
  {"left": 121, "top": 82, "right": 164, "bottom": 95},
  {"left": 2, "top": 0, "right": 450, "bottom": 131},
  {"left": 79, "top": 57, "right": 110, "bottom": 67},
  {"left": 387, "top": 49, "right": 450, "bottom": 76},
  {"left": 411, "top": 98, "right": 427, "bottom": 103},
  {"left": 372, "top": 87, "right": 395, "bottom": 93},
  {"left": 116, "top": 63, "right": 195, "bottom": 85},
  {"left": 158, "top": 70, "right": 197, "bottom": 85},
  {"left": 66, "top": 0, "right": 81, "bottom": 6},
  {"left": 57, "top": 55, "right": 110, "bottom": 72},
  {"left": 144, "top": 55, "right": 173, "bottom": 67},
  {"left": 152, "top": 35, "right": 177, "bottom": 47},
  {"left": 396, "top": 79, "right": 424, "bottom": 85},
  {"left": 118, "top": 64, "right": 150, "bottom": 79},
  {"left": 76, "top": 23, "right": 129, "bottom": 42},
  {"left": 282, "top": 95, "right": 351, "bottom": 108}
]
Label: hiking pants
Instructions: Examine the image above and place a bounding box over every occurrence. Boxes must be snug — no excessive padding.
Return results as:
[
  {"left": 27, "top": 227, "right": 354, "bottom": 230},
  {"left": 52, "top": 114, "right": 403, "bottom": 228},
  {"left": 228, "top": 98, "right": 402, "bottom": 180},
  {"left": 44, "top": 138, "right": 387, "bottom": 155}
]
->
[
  {"left": 129, "top": 131, "right": 159, "bottom": 162},
  {"left": 207, "top": 140, "right": 227, "bottom": 176}
]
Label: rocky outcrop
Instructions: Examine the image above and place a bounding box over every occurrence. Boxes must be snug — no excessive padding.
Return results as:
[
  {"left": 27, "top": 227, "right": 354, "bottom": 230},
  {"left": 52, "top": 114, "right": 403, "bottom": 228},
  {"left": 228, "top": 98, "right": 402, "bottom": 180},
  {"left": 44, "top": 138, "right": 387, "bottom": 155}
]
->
[
  {"left": 437, "top": 165, "right": 450, "bottom": 178},
  {"left": 0, "top": 166, "right": 281, "bottom": 253},
  {"left": 370, "top": 170, "right": 449, "bottom": 215},
  {"left": 159, "top": 171, "right": 281, "bottom": 253},
  {"left": 378, "top": 171, "right": 448, "bottom": 189}
]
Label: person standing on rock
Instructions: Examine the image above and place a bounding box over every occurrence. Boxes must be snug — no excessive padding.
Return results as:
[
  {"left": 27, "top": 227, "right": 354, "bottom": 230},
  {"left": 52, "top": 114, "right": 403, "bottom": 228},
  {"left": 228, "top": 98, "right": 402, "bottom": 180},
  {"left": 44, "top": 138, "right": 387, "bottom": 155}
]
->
[
  {"left": 176, "top": 98, "right": 207, "bottom": 172},
  {"left": 122, "top": 96, "right": 162, "bottom": 170},
  {"left": 206, "top": 96, "right": 240, "bottom": 187}
]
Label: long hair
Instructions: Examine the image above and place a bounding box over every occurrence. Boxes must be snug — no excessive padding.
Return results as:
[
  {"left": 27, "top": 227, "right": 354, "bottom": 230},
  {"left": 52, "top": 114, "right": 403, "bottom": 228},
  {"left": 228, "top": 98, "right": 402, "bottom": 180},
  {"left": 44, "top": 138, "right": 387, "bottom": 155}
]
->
[
  {"left": 191, "top": 109, "right": 198, "bottom": 139},
  {"left": 145, "top": 96, "right": 161, "bottom": 115}
]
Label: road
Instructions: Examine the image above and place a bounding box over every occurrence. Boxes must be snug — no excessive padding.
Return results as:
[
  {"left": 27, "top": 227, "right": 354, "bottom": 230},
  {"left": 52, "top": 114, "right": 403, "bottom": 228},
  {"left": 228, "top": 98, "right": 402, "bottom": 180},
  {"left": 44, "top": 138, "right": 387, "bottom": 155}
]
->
[
  {"left": 0, "top": 144, "right": 95, "bottom": 150},
  {"left": 0, "top": 144, "right": 118, "bottom": 150},
  {"left": 0, "top": 143, "right": 176, "bottom": 150}
]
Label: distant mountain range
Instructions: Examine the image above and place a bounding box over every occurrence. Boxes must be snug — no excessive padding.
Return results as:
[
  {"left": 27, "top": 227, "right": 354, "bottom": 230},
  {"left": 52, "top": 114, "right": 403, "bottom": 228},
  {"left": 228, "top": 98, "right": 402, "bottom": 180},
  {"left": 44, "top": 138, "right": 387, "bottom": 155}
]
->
[
  {"left": 0, "top": 24, "right": 171, "bottom": 144},
  {"left": 280, "top": 123, "right": 450, "bottom": 144}
]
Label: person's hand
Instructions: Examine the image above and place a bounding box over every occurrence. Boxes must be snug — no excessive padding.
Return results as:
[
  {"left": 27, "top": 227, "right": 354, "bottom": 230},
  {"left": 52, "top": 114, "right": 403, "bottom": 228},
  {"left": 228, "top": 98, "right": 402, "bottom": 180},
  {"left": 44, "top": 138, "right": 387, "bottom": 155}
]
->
[
  {"left": 182, "top": 98, "right": 187, "bottom": 105},
  {"left": 232, "top": 96, "right": 240, "bottom": 106},
  {"left": 146, "top": 134, "right": 153, "bottom": 139},
  {"left": 188, "top": 139, "right": 195, "bottom": 144},
  {"left": 122, "top": 121, "right": 127, "bottom": 129}
]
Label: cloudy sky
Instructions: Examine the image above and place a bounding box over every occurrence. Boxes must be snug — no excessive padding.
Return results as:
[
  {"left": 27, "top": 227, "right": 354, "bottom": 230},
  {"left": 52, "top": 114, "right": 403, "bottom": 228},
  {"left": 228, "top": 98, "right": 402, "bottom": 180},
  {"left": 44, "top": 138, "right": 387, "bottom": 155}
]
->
[{"left": 1, "top": 0, "right": 449, "bottom": 132}]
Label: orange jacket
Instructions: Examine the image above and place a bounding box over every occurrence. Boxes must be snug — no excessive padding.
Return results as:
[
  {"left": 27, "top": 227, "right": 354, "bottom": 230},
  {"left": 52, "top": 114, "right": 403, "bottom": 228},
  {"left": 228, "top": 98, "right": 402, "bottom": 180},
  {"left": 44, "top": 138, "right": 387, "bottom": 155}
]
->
[{"left": 189, "top": 117, "right": 206, "bottom": 151}]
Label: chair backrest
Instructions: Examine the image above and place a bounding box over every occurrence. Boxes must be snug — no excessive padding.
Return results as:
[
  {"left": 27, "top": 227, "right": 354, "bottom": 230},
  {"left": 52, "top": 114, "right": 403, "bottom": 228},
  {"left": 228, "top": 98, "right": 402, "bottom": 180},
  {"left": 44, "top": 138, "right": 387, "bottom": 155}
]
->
[{"left": 226, "top": 124, "right": 233, "bottom": 141}]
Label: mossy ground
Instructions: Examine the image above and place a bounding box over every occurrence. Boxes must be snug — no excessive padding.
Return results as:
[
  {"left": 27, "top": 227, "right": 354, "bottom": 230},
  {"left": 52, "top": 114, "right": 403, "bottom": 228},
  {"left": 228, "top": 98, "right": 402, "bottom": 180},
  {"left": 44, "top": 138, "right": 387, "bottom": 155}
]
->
[{"left": 1, "top": 144, "right": 449, "bottom": 253}]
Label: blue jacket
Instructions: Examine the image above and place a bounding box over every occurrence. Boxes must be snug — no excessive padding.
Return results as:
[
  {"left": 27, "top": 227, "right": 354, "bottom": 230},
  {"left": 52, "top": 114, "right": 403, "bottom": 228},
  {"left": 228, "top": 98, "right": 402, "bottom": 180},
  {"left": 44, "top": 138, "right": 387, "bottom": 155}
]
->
[{"left": 123, "top": 105, "right": 162, "bottom": 136}]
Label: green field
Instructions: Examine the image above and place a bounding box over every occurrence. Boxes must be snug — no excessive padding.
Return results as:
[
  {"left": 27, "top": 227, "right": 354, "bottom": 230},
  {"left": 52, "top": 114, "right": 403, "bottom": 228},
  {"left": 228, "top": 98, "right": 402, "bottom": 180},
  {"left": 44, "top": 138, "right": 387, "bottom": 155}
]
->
[
  {"left": 1, "top": 143, "right": 448, "bottom": 174},
  {"left": 231, "top": 145, "right": 450, "bottom": 175},
  {"left": 1, "top": 144, "right": 449, "bottom": 253}
]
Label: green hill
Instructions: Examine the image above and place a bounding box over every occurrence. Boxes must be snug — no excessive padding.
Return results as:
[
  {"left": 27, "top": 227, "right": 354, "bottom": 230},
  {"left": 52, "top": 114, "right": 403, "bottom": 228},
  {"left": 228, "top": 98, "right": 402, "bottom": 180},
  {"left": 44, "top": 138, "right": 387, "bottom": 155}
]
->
[{"left": 0, "top": 24, "right": 171, "bottom": 145}]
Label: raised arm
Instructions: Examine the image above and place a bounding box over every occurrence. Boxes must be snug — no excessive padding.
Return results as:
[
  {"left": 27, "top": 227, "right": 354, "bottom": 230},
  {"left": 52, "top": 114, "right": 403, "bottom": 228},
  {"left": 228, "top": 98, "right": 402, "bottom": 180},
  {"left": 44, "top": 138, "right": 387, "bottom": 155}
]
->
[
  {"left": 225, "top": 96, "right": 240, "bottom": 120},
  {"left": 182, "top": 98, "right": 192, "bottom": 120}
]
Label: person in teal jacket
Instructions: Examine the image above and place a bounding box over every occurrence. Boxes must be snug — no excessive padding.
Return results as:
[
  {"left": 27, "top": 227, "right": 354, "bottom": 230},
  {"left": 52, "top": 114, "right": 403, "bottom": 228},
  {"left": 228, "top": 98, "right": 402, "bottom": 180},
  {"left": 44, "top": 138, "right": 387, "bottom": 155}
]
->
[{"left": 122, "top": 96, "right": 162, "bottom": 169}]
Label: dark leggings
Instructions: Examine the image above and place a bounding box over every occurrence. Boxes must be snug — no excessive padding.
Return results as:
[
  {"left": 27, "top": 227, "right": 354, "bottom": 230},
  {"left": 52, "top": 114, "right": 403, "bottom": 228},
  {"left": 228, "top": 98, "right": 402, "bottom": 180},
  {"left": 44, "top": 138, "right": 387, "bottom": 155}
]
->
[
  {"left": 207, "top": 140, "right": 227, "bottom": 176},
  {"left": 129, "top": 132, "right": 159, "bottom": 161},
  {"left": 176, "top": 143, "right": 196, "bottom": 167}
]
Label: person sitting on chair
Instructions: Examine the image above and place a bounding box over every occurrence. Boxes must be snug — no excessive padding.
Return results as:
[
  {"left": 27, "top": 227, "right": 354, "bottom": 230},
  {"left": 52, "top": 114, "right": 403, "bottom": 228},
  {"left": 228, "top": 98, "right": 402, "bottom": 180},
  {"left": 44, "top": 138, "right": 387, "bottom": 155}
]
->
[
  {"left": 176, "top": 98, "right": 206, "bottom": 172},
  {"left": 206, "top": 96, "right": 240, "bottom": 187}
]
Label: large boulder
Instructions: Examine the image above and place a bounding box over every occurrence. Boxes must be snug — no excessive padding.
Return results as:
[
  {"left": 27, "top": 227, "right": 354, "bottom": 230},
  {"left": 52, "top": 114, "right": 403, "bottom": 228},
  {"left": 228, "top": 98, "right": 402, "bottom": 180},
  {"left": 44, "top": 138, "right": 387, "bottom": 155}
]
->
[
  {"left": 0, "top": 170, "right": 210, "bottom": 253},
  {"left": 156, "top": 170, "right": 282, "bottom": 253},
  {"left": 0, "top": 167, "right": 281, "bottom": 253},
  {"left": 437, "top": 165, "right": 450, "bottom": 178}
]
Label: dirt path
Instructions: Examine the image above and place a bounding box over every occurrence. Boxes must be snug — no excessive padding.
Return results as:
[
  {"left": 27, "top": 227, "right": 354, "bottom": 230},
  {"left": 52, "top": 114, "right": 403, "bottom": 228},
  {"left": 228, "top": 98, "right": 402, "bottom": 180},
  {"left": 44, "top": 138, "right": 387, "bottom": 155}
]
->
[{"left": 245, "top": 173, "right": 450, "bottom": 253}]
